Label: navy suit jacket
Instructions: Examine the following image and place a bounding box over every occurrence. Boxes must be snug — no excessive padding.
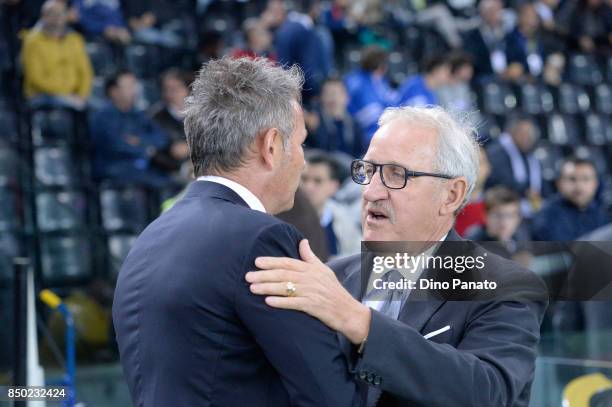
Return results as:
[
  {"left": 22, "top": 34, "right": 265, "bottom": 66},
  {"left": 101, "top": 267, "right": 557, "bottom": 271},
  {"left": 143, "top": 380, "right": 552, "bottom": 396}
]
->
[
  {"left": 112, "top": 181, "right": 360, "bottom": 407},
  {"left": 329, "top": 230, "right": 547, "bottom": 407}
]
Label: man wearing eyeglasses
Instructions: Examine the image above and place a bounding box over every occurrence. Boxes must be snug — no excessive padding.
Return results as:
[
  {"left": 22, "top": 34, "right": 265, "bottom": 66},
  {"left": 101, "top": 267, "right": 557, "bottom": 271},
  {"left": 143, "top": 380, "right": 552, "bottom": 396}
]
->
[{"left": 247, "top": 106, "right": 546, "bottom": 406}]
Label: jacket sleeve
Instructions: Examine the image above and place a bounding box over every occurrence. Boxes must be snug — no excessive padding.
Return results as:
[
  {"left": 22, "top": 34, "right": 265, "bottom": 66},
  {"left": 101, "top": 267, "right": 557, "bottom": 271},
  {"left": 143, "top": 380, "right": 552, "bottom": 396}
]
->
[
  {"left": 354, "top": 300, "right": 543, "bottom": 406},
  {"left": 235, "top": 222, "right": 361, "bottom": 407}
]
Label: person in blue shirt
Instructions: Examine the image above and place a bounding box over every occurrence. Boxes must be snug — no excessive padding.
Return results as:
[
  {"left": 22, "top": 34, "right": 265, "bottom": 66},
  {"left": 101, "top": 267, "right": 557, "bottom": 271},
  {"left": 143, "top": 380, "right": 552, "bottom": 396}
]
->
[
  {"left": 344, "top": 45, "right": 397, "bottom": 143},
  {"left": 532, "top": 157, "right": 609, "bottom": 241},
  {"left": 398, "top": 54, "right": 451, "bottom": 107},
  {"left": 90, "top": 70, "right": 170, "bottom": 187},
  {"left": 71, "top": 0, "right": 131, "bottom": 44}
]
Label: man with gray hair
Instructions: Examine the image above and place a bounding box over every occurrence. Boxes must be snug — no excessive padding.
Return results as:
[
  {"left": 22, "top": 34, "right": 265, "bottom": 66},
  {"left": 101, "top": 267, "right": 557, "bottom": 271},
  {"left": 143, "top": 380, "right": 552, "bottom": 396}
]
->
[
  {"left": 247, "top": 105, "right": 546, "bottom": 406},
  {"left": 113, "top": 57, "right": 360, "bottom": 406}
]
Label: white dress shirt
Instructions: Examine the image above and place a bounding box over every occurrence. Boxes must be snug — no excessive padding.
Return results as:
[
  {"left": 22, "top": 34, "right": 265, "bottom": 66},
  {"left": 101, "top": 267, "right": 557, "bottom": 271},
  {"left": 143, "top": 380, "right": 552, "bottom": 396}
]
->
[{"left": 197, "top": 175, "right": 266, "bottom": 213}]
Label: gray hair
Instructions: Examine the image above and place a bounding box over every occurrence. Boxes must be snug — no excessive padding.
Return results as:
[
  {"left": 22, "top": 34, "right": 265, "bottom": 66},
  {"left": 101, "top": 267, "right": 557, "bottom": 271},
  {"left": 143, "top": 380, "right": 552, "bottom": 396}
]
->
[
  {"left": 183, "top": 57, "right": 304, "bottom": 177},
  {"left": 378, "top": 106, "right": 480, "bottom": 212}
]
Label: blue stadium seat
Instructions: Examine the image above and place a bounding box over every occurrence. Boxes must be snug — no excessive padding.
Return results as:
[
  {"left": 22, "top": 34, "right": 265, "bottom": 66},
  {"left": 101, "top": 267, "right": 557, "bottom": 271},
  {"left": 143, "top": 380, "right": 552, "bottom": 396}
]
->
[
  {"left": 480, "top": 81, "right": 517, "bottom": 115},
  {"left": 0, "top": 187, "right": 18, "bottom": 232},
  {"left": 0, "top": 145, "right": 19, "bottom": 187},
  {"left": 34, "top": 146, "right": 74, "bottom": 186},
  {"left": 40, "top": 235, "right": 92, "bottom": 283},
  {"left": 556, "top": 83, "right": 591, "bottom": 114},
  {"left": 107, "top": 234, "right": 137, "bottom": 278},
  {"left": 138, "top": 79, "right": 161, "bottom": 110},
  {"left": 584, "top": 113, "right": 612, "bottom": 146},
  {"left": 518, "top": 83, "right": 554, "bottom": 115},
  {"left": 594, "top": 84, "right": 612, "bottom": 115},
  {"left": 475, "top": 113, "right": 502, "bottom": 140},
  {"left": 566, "top": 54, "right": 603, "bottom": 86},
  {"left": 31, "top": 109, "right": 75, "bottom": 146},
  {"left": 546, "top": 113, "right": 581, "bottom": 146},
  {"left": 36, "top": 190, "right": 86, "bottom": 232},
  {"left": 533, "top": 141, "right": 564, "bottom": 182},
  {"left": 574, "top": 145, "right": 608, "bottom": 175},
  {"left": 88, "top": 76, "right": 107, "bottom": 110},
  {"left": 99, "top": 186, "right": 149, "bottom": 232},
  {"left": 387, "top": 52, "right": 410, "bottom": 86},
  {"left": 86, "top": 41, "right": 115, "bottom": 76}
]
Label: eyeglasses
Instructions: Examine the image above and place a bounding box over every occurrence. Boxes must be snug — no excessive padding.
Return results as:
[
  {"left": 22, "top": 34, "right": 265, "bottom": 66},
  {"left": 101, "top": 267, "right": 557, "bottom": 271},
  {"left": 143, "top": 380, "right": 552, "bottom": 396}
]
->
[{"left": 351, "top": 159, "right": 455, "bottom": 190}]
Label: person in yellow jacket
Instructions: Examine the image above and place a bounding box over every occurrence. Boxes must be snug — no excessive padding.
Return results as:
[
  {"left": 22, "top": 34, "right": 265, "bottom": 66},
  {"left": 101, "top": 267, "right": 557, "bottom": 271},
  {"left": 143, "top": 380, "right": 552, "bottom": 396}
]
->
[{"left": 21, "top": 0, "right": 93, "bottom": 110}]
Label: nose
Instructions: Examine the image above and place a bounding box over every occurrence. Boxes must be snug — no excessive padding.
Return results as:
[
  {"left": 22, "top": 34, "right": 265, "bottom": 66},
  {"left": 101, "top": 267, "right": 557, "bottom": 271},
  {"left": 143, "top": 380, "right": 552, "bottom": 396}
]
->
[{"left": 362, "top": 169, "right": 389, "bottom": 203}]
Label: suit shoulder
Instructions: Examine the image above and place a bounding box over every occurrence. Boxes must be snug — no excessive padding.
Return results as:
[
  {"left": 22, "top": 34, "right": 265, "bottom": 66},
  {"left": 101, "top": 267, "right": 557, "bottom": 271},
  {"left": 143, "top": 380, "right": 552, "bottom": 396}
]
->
[{"left": 327, "top": 254, "right": 360, "bottom": 280}]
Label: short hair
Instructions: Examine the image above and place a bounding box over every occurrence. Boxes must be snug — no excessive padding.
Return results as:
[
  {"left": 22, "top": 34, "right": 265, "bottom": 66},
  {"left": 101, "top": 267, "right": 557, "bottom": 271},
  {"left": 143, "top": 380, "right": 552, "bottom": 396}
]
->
[
  {"left": 104, "top": 70, "right": 135, "bottom": 96},
  {"left": 422, "top": 54, "right": 449, "bottom": 74},
  {"left": 377, "top": 106, "right": 480, "bottom": 213},
  {"left": 306, "top": 150, "right": 343, "bottom": 182},
  {"left": 505, "top": 113, "right": 535, "bottom": 132},
  {"left": 448, "top": 52, "right": 473, "bottom": 74},
  {"left": 360, "top": 45, "right": 388, "bottom": 72},
  {"left": 184, "top": 57, "right": 304, "bottom": 177},
  {"left": 160, "top": 68, "right": 192, "bottom": 88},
  {"left": 559, "top": 156, "right": 597, "bottom": 177},
  {"left": 484, "top": 186, "right": 520, "bottom": 211}
]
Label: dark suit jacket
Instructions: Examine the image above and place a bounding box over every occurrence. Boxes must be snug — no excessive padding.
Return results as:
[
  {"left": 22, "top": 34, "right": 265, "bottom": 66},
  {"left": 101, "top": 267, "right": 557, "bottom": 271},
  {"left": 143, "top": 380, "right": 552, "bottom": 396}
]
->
[
  {"left": 113, "top": 181, "right": 360, "bottom": 407},
  {"left": 329, "top": 230, "right": 547, "bottom": 407}
]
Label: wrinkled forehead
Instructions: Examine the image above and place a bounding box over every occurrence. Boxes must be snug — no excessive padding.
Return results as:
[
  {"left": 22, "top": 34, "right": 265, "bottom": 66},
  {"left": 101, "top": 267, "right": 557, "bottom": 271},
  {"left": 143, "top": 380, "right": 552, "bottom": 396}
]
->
[{"left": 365, "top": 119, "right": 438, "bottom": 170}]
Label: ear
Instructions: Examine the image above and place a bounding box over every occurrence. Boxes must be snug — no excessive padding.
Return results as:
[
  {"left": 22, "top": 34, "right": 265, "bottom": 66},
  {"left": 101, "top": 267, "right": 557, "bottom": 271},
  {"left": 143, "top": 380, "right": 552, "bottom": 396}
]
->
[
  {"left": 257, "top": 127, "right": 282, "bottom": 170},
  {"left": 439, "top": 177, "right": 468, "bottom": 216}
]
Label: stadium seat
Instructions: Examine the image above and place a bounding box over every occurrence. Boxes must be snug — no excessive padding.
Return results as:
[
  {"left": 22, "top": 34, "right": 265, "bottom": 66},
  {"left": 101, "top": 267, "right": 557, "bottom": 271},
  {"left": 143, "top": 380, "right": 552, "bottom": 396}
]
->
[
  {"left": 480, "top": 81, "right": 517, "bottom": 115},
  {"left": 0, "top": 187, "right": 18, "bottom": 232},
  {"left": 574, "top": 145, "right": 608, "bottom": 175},
  {"left": 546, "top": 114, "right": 581, "bottom": 146},
  {"left": 36, "top": 190, "right": 86, "bottom": 232},
  {"left": 31, "top": 109, "right": 75, "bottom": 146},
  {"left": 0, "top": 108, "right": 17, "bottom": 142},
  {"left": 107, "top": 234, "right": 137, "bottom": 278},
  {"left": 40, "top": 234, "right": 92, "bottom": 283},
  {"left": 99, "top": 186, "right": 149, "bottom": 232},
  {"left": 584, "top": 113, "right": 612, "bottom": 146},
  {"left": 475, "top": 113, "right": 502, "bottom": 140},
  {"left": 518, "top": 83, "right": 554, "bottom": 115},
  {"left": 88, "top": 76, "right": 107, "bottom": 110},
  {"left": 0, "top": 145, "right": 19, "bottom": 186},
  {"left": 594, "top": 83, "right": 612, "bottom": 115},
  {"left": 86, "top": 41, "right": 115, "bottom": 76},
  {"left": 387, "top": 52, "right": 409, "bottom": 86},
  {"left": 556, "top": 83, "right": 591, "bottom": 114},
  {"left": 566, "top": 54, "right": 603, "bottom": 86},
  {"left": 533, "top": 141, "right": 563, "bottom": 182},
  {"left": 138, "top": 79, "right": 161, "bottom": 110},
  {"left": 34, "top": 146, "right": 74, "bottom": 186}
]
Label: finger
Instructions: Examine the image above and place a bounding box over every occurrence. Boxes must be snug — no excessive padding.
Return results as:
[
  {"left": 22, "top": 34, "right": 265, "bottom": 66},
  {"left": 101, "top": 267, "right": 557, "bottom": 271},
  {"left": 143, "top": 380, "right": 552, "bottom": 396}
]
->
[
  {"left": 245, "top": 269, "right": 302, "bottom": 284},
  {"left": 255, "top": 256, "right": 308, "bottom": 271},
  {"left": 264, "top": 296, "right": 309, "bottom": 311},
  {"left": 299, "top": 239, "right": 322, "bottom": 265},
  {"left": 250, "top": 282, "right": 297, "bottom": 297}
]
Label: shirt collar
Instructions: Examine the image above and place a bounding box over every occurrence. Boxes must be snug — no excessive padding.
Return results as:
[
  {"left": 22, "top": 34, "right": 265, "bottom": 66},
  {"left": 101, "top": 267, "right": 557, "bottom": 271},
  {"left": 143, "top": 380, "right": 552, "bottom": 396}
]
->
[{"left": 197, "top": 175, "right": 266, "bottom": 213}]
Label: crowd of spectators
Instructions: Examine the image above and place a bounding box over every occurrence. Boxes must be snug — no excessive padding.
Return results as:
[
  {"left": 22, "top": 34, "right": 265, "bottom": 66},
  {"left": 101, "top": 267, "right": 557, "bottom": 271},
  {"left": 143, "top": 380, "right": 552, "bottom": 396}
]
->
[{"left": 2, "top": 0, "right": 611, "bottom": 259}]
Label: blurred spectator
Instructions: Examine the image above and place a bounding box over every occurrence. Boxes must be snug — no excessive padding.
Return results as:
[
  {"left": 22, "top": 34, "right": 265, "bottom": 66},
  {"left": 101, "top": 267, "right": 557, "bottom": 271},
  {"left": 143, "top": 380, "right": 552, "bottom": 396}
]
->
[
  {"left": 194, "top": 29, "right": 224, "bottom": 69},
  {"left": 566, "top": 0, "right": 612, "bottom": 56},
  {"left": 20, "top": 0, "right": 93, "bottom": 110},
  {"left": 456, "top": 146, "right": 490, "bottom": 237},
  {"left": 437, "top": 52, "right": 475, "bottom": 112},
  {"left": 231, "top": 18, "right": 277, "bottom": 61},
  {"left": 149, "top": 68, "right": 191, "bottom": 175},
  {"left": 321, "top": 0, "right": 357, "bottom": 61},
  {"left": 306, "top": 77, "right": 365, "bottom": 157},
  {"left": 485, "top": 115, "right": 542, "bottom": 216},
  {"left": 415, "top": 2, "right": 464, "bottom": 49},
  {"left": 463, "top": 0, "right": 510, "bottom": 81},
  {"left": 123, "top": 0, "right": 192, "bottom": 49},
  {"left": 532, "top": 157, "right": 609, "bottom": 241},
  {"left": 302, "top": 151, "right": 361, "bottom": 257},
  {"left": 398, "top": 54, "right": 451, "bottom": 107},
  {"left": 71, "top": 0, "right": 131, "bottom": 44},
  {"left": 90, "top": 70, "right": 170, "bottom": 187},
  {"left": 503, "top": 2, "right": 564, "bottom": 83},
  {"left": 468, "top": 186, "right": 529, "bottom": 257},
  {"left": 344, "top": 45, "right": 396, "bottom": 142},
  {"left": 263, "top": 0, "right": 332, "bottom": 100}
]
